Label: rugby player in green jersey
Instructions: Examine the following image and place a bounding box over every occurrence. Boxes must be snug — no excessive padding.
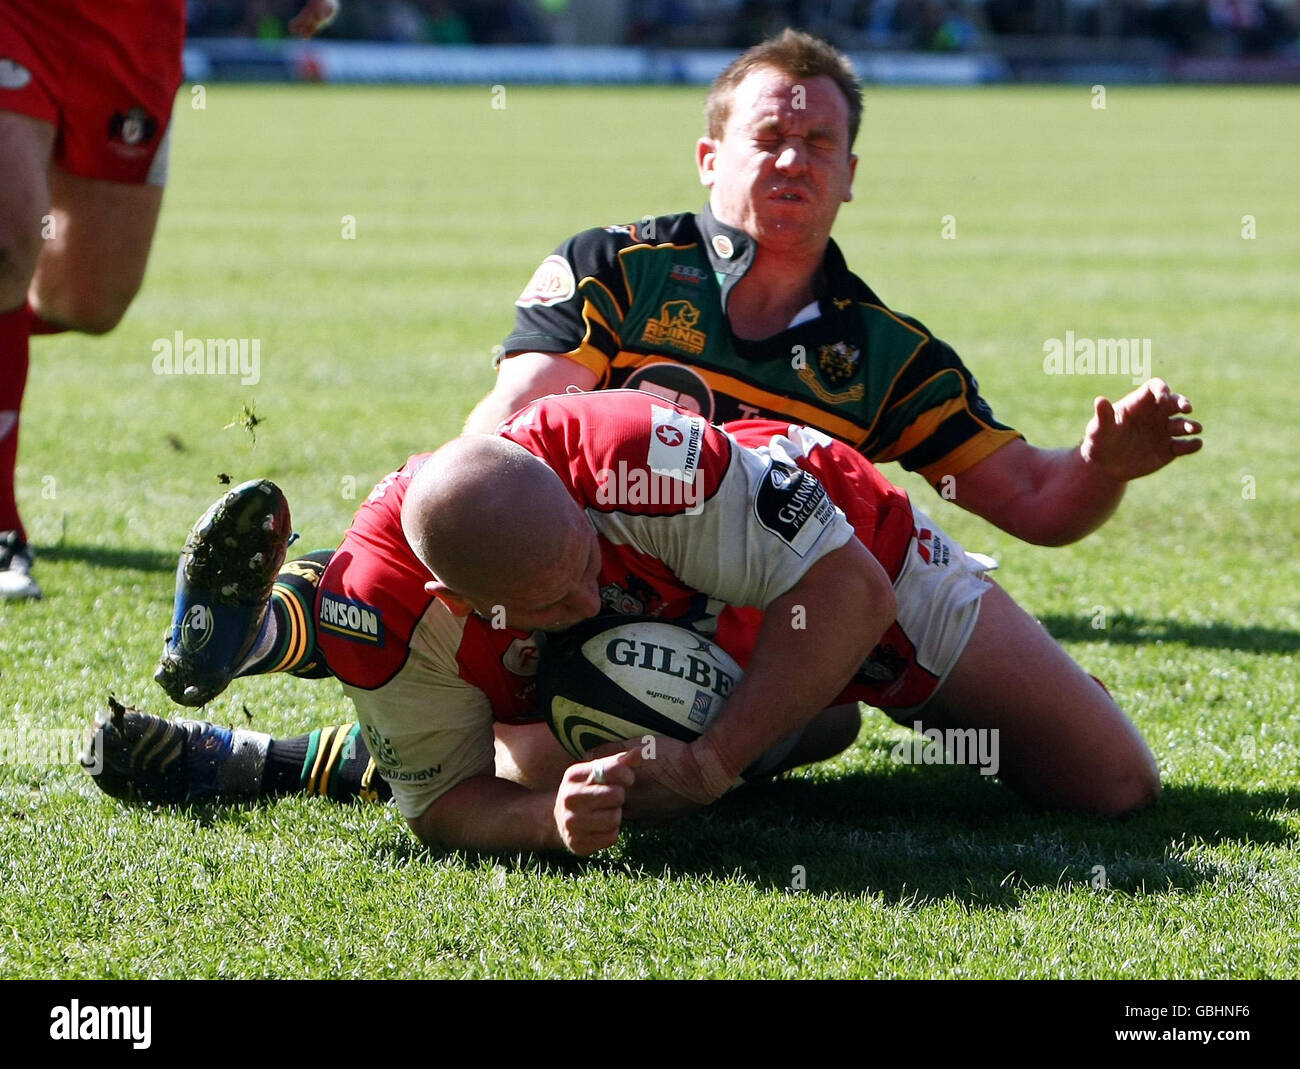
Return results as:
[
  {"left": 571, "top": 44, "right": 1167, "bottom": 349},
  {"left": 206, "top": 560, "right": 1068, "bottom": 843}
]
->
[{"left": 470, "top": 29, "right": 1202, "bottom": 546}]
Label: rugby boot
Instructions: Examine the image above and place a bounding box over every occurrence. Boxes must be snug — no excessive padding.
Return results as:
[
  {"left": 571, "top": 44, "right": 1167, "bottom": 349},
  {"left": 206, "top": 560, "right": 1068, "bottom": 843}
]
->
[
  {"left": 154, "top": 479, "right": 292, "bottom": 706},
  {"left": 82, "top": 697, "right": 269, "bottom": 804},
  {"left": 0, "top": 529, "right": 40, "bottom": 599}
]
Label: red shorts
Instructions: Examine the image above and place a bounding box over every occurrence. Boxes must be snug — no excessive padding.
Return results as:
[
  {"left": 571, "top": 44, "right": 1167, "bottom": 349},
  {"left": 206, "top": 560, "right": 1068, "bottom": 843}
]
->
[{"left": 0, "top": 0, "right": 186, "bottom": 184}]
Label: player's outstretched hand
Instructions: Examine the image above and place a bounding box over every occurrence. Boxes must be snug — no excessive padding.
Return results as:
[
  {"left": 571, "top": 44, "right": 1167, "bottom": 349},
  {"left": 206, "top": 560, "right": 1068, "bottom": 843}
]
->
[
  {"left": 553, "top": 748, "right": 643, "bottom": 856},
  {"left": 1081, "top": 377, "right": 1203, "bottom": 482},
  {"left": 288, "top": 0, "right": 340, "bottom": 38}
]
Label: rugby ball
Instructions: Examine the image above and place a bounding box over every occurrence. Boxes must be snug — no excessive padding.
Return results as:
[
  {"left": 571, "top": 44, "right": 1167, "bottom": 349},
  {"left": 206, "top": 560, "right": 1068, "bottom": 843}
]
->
[{"left": 537, "top": 616, "right": 742, "bottom": 760}]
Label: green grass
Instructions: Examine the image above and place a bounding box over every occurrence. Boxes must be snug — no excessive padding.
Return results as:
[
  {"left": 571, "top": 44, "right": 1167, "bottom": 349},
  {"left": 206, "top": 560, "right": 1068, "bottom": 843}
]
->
[{"left": 2, "top": 85, "right": 1298, "bottom": 978}]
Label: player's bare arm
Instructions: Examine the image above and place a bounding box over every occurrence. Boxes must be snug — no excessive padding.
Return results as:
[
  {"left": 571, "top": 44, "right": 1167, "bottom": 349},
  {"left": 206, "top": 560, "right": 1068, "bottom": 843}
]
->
[
  {"left": 463, "top": 351, "right": 598, "bottom": 435},
  {"left": 287, "top": 0, "right": 340, "bottom": 38},
  {"left": 626, "top": 539, "right": 895, "bottom": 817},
  {"left": 954, "top": 378, "right": 1202, "bottom": 546},
  {"left": 407, "top": 749, "right": 642, "bottom": 856}
]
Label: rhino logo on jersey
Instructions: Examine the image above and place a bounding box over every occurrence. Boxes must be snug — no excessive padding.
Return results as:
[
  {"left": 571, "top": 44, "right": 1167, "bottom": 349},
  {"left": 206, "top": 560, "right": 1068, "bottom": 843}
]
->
[{"left": 641, "top": 300, "right": 707, "bottom": 356}]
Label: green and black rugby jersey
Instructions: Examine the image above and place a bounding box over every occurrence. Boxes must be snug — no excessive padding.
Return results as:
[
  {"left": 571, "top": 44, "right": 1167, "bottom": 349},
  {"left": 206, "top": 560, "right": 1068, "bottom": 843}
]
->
[{"left": 500, "top": 205, "right": 1020, "bottom": 485}]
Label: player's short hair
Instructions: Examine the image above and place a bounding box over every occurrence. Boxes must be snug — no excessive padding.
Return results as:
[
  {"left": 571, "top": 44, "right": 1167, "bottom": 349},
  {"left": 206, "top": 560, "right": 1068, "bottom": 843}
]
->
[{"left": 706, "top": 29, "right": 864, "bottom": 149}]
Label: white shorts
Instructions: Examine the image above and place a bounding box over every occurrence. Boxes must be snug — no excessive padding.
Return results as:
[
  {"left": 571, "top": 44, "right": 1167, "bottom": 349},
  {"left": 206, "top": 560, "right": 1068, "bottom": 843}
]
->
[{"left": 845, "top": 504, "right": 994, "bottom": 716}]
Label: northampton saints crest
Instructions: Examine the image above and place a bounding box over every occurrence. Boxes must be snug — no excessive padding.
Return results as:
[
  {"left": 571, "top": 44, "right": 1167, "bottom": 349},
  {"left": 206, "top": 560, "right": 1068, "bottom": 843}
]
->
[{"left": 817, "top": 341, "right": 861, "bottom": 386}]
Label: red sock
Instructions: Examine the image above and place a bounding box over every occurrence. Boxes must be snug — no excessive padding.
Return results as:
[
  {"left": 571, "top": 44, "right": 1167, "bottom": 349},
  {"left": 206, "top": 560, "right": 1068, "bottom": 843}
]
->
[
  {"left": 1, "top": 303, "right": 31, "bottom": 539},
  {"left": 25, "top": 302, "right": 68, "bottom": 336}
]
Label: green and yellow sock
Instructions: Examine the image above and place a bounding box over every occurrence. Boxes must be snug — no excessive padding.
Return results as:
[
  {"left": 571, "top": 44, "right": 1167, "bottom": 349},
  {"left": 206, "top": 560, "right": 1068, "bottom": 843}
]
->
[
  {"left": 264, "top": 723, "right": 391, "bottom": 804},
  {"left": 238, "top": 550, "right": 334, "bottom": 679}
]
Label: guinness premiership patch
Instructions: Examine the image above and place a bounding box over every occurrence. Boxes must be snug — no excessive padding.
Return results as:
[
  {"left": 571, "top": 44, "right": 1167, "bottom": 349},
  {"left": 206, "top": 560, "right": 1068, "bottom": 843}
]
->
[{"left": 753, "top": 461, "right": 836, "bottom": 557}]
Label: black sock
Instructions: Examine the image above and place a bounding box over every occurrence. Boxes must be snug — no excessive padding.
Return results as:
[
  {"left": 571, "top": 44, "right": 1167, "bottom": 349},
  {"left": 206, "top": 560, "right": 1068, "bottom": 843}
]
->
[{"left": 263, "top": 735, "right": 309, "bottom": 795}]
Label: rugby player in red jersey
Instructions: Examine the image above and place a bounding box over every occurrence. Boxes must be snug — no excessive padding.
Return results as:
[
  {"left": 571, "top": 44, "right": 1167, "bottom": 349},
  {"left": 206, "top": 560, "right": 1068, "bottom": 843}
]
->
[
  {"left": 89, "top": 392, "right": 1158, "bottom": 855},
  {"left": 0, "top": 0, "right": 339, "bottom": 598}
]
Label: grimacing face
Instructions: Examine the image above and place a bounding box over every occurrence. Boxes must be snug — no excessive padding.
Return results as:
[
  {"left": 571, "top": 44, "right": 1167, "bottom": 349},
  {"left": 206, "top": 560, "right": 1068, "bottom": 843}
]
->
[{"left": 698, "top": 67, "right": 858, "bottom": 255}]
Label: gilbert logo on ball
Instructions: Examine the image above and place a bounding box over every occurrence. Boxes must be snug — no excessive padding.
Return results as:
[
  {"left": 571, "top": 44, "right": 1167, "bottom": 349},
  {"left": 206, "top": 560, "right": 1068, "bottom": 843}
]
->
[{"left": 538, "top": 616, "right": 740, "bottom": 761}]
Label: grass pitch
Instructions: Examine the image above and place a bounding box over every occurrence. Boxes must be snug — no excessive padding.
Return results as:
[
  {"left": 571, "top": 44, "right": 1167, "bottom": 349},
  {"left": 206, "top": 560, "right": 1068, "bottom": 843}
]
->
[{"left": 1, "top": 85, "right": 1297, "bottom": 979}]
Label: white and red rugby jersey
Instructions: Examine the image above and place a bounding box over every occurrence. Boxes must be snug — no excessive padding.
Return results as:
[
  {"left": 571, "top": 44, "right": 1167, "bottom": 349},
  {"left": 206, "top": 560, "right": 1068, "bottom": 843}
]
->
[{"left": 318, "top": 390, "right": 912, "bottom": 819}]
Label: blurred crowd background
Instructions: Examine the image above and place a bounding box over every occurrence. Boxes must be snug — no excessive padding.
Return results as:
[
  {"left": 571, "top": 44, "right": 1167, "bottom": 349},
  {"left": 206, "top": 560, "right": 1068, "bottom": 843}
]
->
[{"left": 187, "top": 0, "right": 1300, "bottom": 57}]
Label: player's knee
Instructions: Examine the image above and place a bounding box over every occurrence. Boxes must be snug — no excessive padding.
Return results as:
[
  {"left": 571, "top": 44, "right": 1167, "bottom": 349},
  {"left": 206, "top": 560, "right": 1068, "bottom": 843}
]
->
[{"left": 73, "top": 307, "right": 126, "bottom": 335}]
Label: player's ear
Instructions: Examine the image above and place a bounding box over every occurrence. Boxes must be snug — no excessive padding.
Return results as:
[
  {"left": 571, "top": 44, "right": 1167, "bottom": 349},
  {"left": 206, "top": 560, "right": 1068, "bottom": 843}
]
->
[
  {"left": 844, "top": 152, "right": 858, "bottom": 203},
  {"left": 697, "top": 137, "right": 718, "bottom": 187},
  {"left": 425, "top": 580, "right": 472, "bottom": 616}
]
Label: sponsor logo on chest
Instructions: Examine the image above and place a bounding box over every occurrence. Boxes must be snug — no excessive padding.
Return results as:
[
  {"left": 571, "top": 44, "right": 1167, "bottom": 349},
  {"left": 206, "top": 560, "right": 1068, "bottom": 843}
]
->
[{"left": 641, "top": 299, "right": 707, "bottom": 356}]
